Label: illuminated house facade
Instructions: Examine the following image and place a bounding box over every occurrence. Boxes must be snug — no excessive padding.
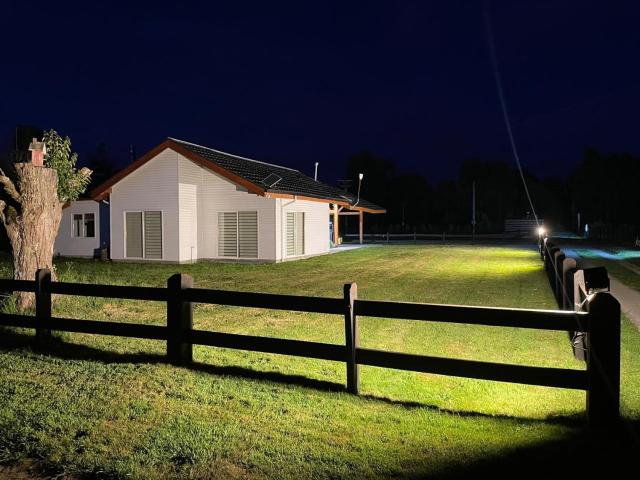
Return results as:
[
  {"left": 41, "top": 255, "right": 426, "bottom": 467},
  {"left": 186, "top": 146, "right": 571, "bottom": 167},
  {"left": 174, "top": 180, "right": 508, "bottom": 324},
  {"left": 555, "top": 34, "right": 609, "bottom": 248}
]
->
[{"left": 55, "top": 138, "right": 384, "bottom": 262}]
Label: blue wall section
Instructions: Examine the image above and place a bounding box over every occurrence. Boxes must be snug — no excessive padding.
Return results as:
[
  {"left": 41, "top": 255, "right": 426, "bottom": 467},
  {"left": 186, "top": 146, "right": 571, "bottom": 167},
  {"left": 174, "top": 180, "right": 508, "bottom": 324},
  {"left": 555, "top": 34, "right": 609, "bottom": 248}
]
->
[{"left": 99, "top": 201, "right": 110, "bottom": 250}]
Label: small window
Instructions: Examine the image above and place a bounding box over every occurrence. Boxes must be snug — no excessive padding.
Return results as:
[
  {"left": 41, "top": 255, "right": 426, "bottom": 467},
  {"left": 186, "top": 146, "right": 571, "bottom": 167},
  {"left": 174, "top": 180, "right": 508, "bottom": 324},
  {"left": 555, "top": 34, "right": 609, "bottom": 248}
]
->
[
  {"left": 125, "top": 211, "right": 163, "bottom": 259},
  {"left": 218, "top": 211, "right": 258, "bottom": 258},
  {"left": 73, "top": 213, "right": 95, "bottom": 238},
  {"left": 84, "top": 213, "right": 95, "bottom": 238},
  {"left": 286, "top": 212, "right": 304, "bottom": 256},
  {"left": 72, "top": 214, "right": 83, "bottom": 237}
]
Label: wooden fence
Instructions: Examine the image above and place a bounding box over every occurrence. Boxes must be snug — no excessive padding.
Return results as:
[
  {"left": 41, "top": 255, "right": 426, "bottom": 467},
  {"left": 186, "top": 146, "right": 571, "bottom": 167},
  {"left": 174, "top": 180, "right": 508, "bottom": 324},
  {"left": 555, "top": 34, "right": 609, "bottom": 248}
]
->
[
  {"left": 540, "top": 237, "right": 621, "bottom": 428},
  {"left": 0, "top": 266, "right": 620, "bottom": 429}
]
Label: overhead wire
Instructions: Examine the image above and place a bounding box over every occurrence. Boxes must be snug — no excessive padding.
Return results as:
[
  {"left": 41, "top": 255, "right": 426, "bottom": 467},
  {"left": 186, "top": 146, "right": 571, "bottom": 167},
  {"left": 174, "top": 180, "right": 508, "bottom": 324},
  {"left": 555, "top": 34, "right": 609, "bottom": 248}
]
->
[{"left": 483, "top": 5, "right": 540, "bottom": 227}]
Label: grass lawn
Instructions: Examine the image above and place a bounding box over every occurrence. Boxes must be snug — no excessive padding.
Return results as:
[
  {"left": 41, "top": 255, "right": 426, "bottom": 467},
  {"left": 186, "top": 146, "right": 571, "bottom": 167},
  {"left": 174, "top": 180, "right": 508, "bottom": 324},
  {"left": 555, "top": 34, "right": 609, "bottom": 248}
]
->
[{"left": 0, "top": 245, "right": 638, "bottom": 478}]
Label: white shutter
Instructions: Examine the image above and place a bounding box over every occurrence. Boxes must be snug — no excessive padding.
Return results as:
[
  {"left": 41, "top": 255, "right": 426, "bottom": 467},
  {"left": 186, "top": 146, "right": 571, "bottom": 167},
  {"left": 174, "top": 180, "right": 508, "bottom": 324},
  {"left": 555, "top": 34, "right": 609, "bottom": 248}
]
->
[
  {"left": 238, "top": 211, "right": 258, "bottom": 258},
  {"left": 286, "top": 212, "right": 305, "bottom": 256},
  {"left": 295, "top": 212, "right": 305, "bottom": 255},
  {"left": 144, "top": 211, "right": 163, "bottom": 259},
  {"left": 286, "top": 212, "right": 295, "bottom": 256},
  {"left": 218, "top": 212, "right": 238, "bottom": 257},
  {"left": 125, "top": 212, "right": 143, "bottom": 258}
]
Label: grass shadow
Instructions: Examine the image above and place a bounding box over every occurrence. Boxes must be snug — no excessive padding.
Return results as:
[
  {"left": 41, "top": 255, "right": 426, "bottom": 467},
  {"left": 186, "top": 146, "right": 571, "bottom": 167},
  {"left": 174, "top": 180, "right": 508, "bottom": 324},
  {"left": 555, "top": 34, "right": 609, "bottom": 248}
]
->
[
  {"left": 423, "top": 419, "right": 640, "bottom": 479},
  {"left": 1, "top": 326, "right": 639, "bottom": 478},
  {"left": 0, "top": 326, "right": 589, "bottom": 427}
]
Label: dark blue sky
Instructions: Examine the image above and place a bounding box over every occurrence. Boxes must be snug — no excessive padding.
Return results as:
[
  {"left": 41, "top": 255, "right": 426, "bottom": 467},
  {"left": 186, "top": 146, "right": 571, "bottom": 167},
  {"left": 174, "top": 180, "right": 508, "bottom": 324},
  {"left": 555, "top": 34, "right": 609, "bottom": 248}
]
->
[{"left": 2, "top": 1, "right": 639, "bottom": 184}]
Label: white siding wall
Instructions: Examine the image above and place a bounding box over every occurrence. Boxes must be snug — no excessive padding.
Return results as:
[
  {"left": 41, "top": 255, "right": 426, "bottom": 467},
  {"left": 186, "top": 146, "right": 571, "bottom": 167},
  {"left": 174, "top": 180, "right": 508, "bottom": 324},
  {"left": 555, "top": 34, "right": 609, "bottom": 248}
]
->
[
  {"left": 177, "top": 154, "right": 278, "bottom": 261},
  {"left": 109, "top": 148, "right": 331, "bottom": 263},
  {"left": 54, "top": 200, "right": 100, "bottom": 257},
  {"left": 275, "top": 198, "right": 330, "bottom": 261},
  {"left": 110, "top": 149, "right": 180, "bottom": 261},
  {"left": 178, "top": 183, "right": 198, "bottom": 262}
]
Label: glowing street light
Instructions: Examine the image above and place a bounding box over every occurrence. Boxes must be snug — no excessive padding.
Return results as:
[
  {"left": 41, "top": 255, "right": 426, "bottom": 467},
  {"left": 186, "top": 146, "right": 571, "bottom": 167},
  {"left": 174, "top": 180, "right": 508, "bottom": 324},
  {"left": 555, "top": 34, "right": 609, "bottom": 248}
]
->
[{"left": 354, "top": 173, "right": 364, "bottom": 207}]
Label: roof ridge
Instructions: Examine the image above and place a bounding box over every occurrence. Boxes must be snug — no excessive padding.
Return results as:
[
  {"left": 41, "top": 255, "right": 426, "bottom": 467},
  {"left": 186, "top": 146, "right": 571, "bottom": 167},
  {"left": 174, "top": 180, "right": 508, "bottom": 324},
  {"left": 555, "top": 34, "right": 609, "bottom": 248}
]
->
[{"left": 168, "top": 137, "right": 299, "bottom": 173}]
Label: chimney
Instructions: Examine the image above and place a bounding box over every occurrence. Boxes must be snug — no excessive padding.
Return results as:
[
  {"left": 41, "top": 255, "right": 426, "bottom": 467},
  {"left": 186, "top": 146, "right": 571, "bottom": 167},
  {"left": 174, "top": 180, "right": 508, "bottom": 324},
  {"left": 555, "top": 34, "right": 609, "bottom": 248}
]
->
[{"left": 28, "top": 137, "right": 46, "bottom": 166}]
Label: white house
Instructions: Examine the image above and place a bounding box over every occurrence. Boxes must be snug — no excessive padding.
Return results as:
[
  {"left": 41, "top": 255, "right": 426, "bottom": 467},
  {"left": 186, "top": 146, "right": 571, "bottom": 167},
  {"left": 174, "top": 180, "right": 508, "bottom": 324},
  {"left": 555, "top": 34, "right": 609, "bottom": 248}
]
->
[
  {"left": 54, "top": 199, "right": 105, "bottom": 258},
  {"left": 55, "top": 138, "right": 384, "bottom": 263}
]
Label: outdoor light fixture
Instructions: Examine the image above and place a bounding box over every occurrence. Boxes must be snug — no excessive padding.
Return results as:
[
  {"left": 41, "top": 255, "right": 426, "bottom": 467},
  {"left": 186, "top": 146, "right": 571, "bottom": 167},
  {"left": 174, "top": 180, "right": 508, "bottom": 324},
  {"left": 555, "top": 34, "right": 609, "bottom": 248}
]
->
[
  {"left": 537, "top": 226, "right": 546, "bottom": 237},
  {"left": 355, "top": 173, "right": 364, "bottom": 206}
]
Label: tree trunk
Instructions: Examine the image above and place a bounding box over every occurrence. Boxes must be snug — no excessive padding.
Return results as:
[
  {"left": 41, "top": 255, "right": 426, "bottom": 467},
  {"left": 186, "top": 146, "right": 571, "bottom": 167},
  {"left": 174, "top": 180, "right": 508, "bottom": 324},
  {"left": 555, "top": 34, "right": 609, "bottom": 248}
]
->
[{"left": 4, "top": 164, "right": 62, "bottom": 309}]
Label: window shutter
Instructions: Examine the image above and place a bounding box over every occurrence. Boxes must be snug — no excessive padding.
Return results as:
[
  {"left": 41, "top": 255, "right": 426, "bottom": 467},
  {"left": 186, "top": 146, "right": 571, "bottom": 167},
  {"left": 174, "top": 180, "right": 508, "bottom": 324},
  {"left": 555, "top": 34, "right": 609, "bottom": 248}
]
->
[
  {"left": 286, "top": 212, "right": 295, "bottom": 256},
  {"left": 286, "top": 212, "right": 305, "bottom": 256},
  {"left": 125, "top": 212, "right": 143, "bottom": 258},
  {"left": 218, "top": 212, "right": 238, "bottom": 257},
  {"left": 295, "top": 212, "right": 305, "bottom": 255},
  {"left": 144, "top": 211, "right": 163, "bottom": 259},
  {"left": 238, "top": 211, "right": 258, "bottom": 258}
]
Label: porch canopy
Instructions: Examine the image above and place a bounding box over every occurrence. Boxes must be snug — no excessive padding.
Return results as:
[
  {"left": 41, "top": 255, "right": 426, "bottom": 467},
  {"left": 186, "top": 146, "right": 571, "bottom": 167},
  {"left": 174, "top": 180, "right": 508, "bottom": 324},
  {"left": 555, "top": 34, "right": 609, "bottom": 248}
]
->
[{"left": 330, "top": 194, "right": 386, "bottom": 245}]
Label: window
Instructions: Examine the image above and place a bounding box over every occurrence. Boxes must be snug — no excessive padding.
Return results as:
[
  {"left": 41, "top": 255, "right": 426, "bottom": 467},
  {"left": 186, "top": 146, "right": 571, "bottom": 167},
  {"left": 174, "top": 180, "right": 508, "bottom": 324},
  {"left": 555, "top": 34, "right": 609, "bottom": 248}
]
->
[
  {"left": 218, "top": 211, "right": 258, "bottom": 258},
  {"left": 125, "top": 212, "right": 143, "bottom": 258},
  {"left": 73, "top": 214, "right": 83, "bottom": 237},
  {"left": 286, "top": 212, "right": 304, "bottom": 256},
  {"left": 72, "top": 213, "right": 95, "bottom": 238},
  {"left": 238, "top": 211, "right": 258, "bottom": 258},
  {"left": 84, "top": 213, "right": 95, "bottom": 238},
  {"left": 218, "top": 212, "right": 238, "bottom": 257},
  {"left": 125, "top": 211, "right": 162, "bottom": 259},
  {"left": 144, "top": 211, "right": 163, "bottom": 259}
]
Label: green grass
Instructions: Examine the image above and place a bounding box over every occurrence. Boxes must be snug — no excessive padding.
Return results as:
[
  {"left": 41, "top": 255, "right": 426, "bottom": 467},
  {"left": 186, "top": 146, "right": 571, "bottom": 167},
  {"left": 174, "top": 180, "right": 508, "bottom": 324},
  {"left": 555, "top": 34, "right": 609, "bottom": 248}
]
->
[{"left": 0, "top": 245, "right": 638, "bottom": 478}]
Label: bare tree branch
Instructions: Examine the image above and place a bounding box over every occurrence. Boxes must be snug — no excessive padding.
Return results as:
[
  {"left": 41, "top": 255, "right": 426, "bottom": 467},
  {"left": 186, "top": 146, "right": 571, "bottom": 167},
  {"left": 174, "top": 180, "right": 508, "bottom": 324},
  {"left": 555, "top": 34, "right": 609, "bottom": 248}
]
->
[
  {"left": 0, "top": 169, "right": 21, "bottom": 204},
  {"left": 0, "top": 199, "right": 6, "bottom": 225}
]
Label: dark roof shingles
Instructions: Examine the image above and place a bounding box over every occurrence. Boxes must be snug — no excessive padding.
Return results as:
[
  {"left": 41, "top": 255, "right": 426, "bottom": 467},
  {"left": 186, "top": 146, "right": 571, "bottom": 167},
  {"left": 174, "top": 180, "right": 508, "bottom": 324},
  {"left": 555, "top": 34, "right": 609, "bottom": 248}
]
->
[{"left": 171, "top": 138, "right": 369, "bottom": 205}]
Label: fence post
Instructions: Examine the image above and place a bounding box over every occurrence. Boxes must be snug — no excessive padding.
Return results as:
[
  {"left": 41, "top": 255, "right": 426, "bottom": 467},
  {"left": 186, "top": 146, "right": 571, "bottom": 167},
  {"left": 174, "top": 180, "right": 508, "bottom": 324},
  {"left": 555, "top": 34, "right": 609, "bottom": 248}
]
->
[
  {"left": 562, "top": 258, "right": 577, "bottom": 311},
  {"left": 35, "top": 269, "right": 52, "bottom": 343},
  {"left": 344, "top": 282, "right": 359, "bottom": 394},
  {"left": 586, "top": 292, "right": 621, "bottom": 429},
  {"left": 167, "top": 273, "right": 193, "bottom": 365},
  {"left": 553, "top": 250, "right": 566, "bottom": 307}
]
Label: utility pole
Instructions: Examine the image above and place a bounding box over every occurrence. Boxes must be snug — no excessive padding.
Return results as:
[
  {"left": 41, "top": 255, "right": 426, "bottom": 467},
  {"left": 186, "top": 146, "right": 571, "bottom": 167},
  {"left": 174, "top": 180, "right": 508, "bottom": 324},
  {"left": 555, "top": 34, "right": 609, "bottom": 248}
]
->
[
  {"left": 472, "top": 181, "right": 476, "bottom": 243},
  {"left": 577, "top": 212, "right": 581, "bottom": 235}
]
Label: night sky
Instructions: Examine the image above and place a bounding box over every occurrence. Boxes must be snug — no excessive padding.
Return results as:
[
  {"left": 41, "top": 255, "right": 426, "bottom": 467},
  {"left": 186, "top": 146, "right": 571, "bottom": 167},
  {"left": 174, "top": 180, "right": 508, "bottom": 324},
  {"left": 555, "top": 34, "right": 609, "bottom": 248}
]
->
[{"left": 2, "top": 1, "right": 639, "bottom": 185}]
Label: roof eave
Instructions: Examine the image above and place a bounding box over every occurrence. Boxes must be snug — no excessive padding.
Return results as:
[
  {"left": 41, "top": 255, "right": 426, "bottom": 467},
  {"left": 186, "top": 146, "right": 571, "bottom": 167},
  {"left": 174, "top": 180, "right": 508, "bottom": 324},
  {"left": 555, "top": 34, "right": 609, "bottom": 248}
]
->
[
  {"left": 90, "top": 138, "right": 266, "bottom": 200},
  {"left": 264, "top": 191, "right": 350, "bottom": 207}
]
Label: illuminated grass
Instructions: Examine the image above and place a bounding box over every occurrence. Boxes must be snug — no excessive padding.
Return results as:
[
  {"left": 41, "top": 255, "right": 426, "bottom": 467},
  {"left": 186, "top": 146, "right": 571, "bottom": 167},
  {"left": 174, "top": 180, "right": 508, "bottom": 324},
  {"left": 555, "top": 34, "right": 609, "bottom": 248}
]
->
[{"left": 0, "top": 245, "right": 638, "bottom": 478}]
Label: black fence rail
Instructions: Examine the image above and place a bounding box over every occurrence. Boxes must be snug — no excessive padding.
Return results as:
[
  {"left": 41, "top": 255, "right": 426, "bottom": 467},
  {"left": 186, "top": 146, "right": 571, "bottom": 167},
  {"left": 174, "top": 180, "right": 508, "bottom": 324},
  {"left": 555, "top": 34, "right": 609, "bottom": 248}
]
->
[
  {"left": 0, "top": 266, "right": 620, "bottom": 428},
  {"left": 540, "top": 237, "right": 621, "bottom": 428}
]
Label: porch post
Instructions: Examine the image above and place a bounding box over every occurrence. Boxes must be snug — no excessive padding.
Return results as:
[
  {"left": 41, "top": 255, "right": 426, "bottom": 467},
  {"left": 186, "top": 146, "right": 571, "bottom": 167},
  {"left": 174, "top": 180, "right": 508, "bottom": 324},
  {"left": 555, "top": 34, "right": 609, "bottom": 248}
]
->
[
  {"left": 333, "top": 204, "right": 339, "bottom": 245},
  {"left": 359, "top": 211, "right": 363, "bottom": 244}
]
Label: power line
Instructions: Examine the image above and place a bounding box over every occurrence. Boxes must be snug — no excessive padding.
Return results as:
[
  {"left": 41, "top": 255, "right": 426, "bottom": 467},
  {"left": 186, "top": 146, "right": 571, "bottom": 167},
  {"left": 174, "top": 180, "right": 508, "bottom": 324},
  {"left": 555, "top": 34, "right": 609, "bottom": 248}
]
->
[{"left": 483, "top": 5, "right": 540, "bottom": 226}]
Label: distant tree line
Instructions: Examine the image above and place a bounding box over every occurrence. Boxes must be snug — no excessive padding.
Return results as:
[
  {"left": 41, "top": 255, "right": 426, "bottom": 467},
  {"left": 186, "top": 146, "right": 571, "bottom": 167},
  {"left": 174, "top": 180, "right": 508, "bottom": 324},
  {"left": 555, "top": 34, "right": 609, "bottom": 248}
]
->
[
  {"left": 342, "top": 149, "right": 639, "bottom": 237},
  {"left": 2, "top": 125, "right": 639, "bottom": 241}
]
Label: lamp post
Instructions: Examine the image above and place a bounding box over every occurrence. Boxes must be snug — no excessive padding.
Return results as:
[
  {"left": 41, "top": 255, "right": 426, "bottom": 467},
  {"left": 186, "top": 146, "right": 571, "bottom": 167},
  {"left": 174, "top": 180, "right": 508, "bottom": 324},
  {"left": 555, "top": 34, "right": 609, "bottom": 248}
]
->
[{"left": 356, "top": 174, "right": 364, "bottom": 244}]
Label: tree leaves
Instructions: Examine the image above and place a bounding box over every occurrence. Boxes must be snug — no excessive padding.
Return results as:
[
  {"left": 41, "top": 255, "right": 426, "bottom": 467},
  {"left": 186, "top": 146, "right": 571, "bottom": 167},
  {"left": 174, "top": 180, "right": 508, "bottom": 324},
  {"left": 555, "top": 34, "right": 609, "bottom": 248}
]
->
[{"left": 42, "top": 129, "right": 92, "bottom": 203}]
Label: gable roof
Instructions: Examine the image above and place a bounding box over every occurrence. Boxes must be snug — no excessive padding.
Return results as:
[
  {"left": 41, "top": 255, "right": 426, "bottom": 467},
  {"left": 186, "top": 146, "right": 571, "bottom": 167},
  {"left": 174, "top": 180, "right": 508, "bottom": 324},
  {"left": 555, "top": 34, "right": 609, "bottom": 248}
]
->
[{"left": 91, "top": 138, "right": 385, "bottom": 213}]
